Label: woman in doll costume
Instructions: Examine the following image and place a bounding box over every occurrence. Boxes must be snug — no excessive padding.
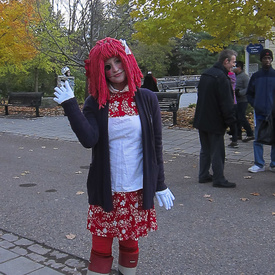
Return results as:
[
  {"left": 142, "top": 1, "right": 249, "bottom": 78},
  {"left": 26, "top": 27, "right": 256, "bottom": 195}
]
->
[{"left": 53, "top": 37, "right": 175, "bottom": 275}]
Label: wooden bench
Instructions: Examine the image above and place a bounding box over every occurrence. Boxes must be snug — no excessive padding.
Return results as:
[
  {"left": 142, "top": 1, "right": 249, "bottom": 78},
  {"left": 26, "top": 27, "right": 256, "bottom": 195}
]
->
[
  {"left": 1, "top": 92, "right": 43, "bottom": 117},
  {"left": 159, "top": 81, "right": 184, "bottom": 92},
  {"left": 182, "top": 80, "right": 199, "bottom": 93},
  {"left": 155, "top": 92, "right": 182, "bottom": 125}
]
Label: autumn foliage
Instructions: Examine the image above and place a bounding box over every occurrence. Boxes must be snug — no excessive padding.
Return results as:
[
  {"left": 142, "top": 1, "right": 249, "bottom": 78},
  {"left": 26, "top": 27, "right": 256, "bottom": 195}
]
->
[
  {"left": 118, "top": 0, "right": 275, "bottom": 52},
  {"left": 0, "top": 0, "right": 40, "bottom": 67}
]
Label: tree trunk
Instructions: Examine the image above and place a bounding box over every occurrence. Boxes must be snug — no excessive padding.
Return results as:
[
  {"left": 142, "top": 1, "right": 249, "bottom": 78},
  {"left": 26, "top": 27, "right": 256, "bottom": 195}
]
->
[{"left": 34, "top": 68, "right": 39, "bottom": 93}]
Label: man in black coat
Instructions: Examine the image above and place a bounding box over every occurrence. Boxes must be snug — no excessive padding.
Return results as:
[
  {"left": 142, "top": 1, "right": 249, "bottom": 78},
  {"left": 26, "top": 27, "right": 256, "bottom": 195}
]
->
[{"left": 193, "top": 49, "right": 237, "bottom": 188}]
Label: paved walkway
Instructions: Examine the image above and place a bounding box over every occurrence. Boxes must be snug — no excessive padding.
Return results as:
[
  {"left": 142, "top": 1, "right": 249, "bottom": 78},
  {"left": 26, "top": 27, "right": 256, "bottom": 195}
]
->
[
  {"left": 0, "top": 115, "right": 271, "bottom": 164},
  {"left": 0, "top": 115, "right": 272, "bottom": 275},
  {"left": 0, "top": 229, "right": 88, "bottom": 275}
]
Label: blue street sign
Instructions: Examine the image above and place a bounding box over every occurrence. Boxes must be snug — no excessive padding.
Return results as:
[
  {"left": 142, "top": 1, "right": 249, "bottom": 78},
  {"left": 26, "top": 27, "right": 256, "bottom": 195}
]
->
[{"left": 246, "top": 43, "right": 263, "bottom": 54}]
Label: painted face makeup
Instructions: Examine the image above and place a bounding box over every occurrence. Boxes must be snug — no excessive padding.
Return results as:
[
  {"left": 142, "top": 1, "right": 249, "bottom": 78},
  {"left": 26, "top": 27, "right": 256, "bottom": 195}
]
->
[{"left": 105, "top": 57, "right": 127, "bottom": 90}]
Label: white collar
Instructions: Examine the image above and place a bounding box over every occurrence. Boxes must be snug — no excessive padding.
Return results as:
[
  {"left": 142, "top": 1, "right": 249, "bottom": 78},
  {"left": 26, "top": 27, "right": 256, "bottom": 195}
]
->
[{"left": 109, "top": 84, "right": 129, "bottom": 94}]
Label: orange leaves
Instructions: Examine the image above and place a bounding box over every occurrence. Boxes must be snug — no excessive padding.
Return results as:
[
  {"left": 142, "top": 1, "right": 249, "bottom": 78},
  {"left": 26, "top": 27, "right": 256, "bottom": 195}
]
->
[
  {"left": 0, "top": 0, "right": 40, "bottom": 66},
  {"left": 241, "top": 192, "right": 260, "bottom": 202},
  {"left": 250, "top": 192, "right": 260, "bottom": 196}
]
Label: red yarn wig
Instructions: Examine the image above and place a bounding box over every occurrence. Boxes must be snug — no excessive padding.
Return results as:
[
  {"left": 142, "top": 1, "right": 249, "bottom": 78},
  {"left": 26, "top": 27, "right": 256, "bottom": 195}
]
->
[{"left": 85, "top": 37, "right": 143, "bottom": 108}]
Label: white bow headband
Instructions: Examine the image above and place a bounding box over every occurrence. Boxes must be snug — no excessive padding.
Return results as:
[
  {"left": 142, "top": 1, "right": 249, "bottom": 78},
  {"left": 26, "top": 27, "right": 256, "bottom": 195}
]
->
[{"left": 120, "top": 39, "right": 132, "bottom": 55}]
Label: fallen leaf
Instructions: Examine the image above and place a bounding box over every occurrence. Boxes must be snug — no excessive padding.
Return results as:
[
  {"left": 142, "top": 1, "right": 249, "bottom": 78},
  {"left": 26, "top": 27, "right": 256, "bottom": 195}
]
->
[
  {"left": 179, "top": 204, "right": 184, "bottom": 206},
  {"left": 250, "top": 192, "right": 260, "bottom": 196},
  {"left": 208, "top": 198, "right": 214, "bottom": 202},
  {"left": 41, "top": 146, "right": 46, "bottom": 149},
  {"left": 240, "top": 198, "right": 249, "bottom": 201},
  {"left": 184, "top": 176, "right": 191, "bottom": 179},
  {"left": 53, "top": 147, "right": 58, "bottom": 150},
  {"left": 13, "top": 176, "right": 20, "bottom": 179},
  {"left": 76, "top": 191, "right": 84, "bottom": 195},
  {"left": 244, "top": 176, "right": 252, "bottom": 179},
  {"left": 29, "top": 149, "right": 33, "bottom": 152},
  {"left": 75, "top": 171, "right": 83, "bottom": 174},
  {"left": 272, "top": 212, "right": 275, "bottom": 216},
  {"left": 19, "top": 147, "right": 24, "bottom": 150},
  {"left": 66, "top": 233, "right": 76, "bottom": 240},
  {"left": 272, "top": 193, "right": 275, "bottom": 197},
  {"left": 203, "top": 194, "right": 211, "bottom": 198},
  {"left": 234, "top": 151, "right": 241, "bottom": 154}
]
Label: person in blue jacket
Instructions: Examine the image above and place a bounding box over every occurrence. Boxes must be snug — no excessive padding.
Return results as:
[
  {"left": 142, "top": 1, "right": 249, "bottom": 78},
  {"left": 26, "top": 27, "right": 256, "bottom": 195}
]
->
[
  {"left": 53, "top": 37, "right": 175, "bottom": 275},
  {"left": 247, "top": 49, "right": 275, "bottom": 173}
]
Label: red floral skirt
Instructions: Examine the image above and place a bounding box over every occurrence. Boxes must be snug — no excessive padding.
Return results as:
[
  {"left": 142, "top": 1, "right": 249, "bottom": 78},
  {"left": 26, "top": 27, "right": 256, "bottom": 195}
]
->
[{"left": 87, "top": 190, "right": 157, "bottom": 241}]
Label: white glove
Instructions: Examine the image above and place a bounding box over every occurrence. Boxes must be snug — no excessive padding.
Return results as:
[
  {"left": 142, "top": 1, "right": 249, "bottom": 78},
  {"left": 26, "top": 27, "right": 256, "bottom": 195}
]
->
[
  {"left": 53, "top": 80, "right": 74, "bottom": 104},
  {"left": 155, "top": 188, "right": 175, "bottom": 210}
]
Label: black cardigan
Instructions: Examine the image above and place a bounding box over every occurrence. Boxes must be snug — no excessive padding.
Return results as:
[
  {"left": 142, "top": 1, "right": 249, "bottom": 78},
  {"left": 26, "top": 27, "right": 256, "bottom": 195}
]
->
[{"left": 62, "top": 88, "right": 167, "bottom": 212}]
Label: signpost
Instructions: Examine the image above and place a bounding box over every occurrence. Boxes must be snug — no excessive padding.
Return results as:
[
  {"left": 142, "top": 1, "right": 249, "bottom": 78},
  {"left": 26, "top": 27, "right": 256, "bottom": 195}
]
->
[
  {"left": 245, "top": 42, "right": 265, "bottom": 75},
  {"left": 246, "top": 43, "right": 263, "bottom": 54}
]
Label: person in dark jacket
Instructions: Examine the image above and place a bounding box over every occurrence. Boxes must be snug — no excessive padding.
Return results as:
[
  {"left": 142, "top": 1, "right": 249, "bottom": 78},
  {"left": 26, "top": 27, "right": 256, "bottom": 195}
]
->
[
  {"left": 193, "top": 49, "right": 237, "bottom": 188},
  {"left": 247, "top": 49, "right": 275, "bottom": 173},
  {"left": 233, "top": 61, "right": 254, "bottom": 142},
  {"left": 141, "top": 72, "right": 159, "bottom": 92},
  {"left": 53, "top": 38, "right": 175, "bottom": 275}
]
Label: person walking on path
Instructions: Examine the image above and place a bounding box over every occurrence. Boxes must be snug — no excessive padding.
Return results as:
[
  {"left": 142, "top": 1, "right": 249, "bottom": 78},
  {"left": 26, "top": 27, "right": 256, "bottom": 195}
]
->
[
  {"left": 53, "top": 37, "right": 175, "bottom": 275},
  {"left": 247, "top": 49, "right": 275, "bottom": 173},
  {"left": 193, "top": 49, "right": 237, "bottom": 188},
  {"left": 233, "top": 61, "right": 254, "bottom": 142}
]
